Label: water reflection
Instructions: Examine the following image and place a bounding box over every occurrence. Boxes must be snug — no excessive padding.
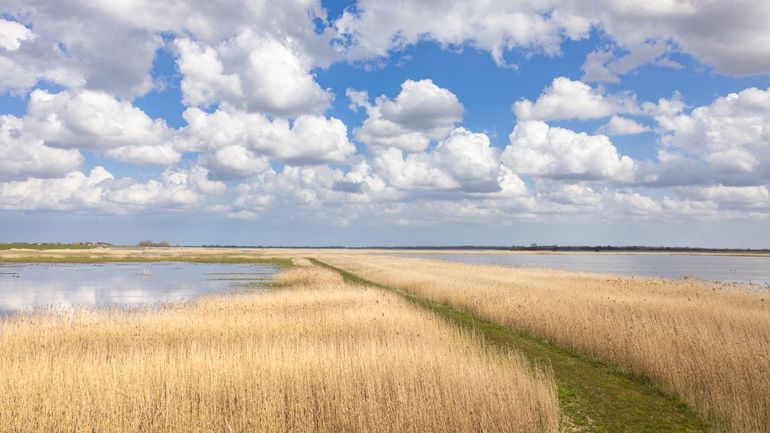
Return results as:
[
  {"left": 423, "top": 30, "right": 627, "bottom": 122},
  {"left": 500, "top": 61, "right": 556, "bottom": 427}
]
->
[{"left": 0, "top": 262, "right": 277, "bottom": 315}]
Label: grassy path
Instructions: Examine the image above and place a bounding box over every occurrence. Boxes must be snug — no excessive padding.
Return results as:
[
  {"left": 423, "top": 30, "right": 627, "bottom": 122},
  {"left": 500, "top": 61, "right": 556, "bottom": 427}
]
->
[{"left": 311, "top": 258, "right": 712, "bottom": 433}]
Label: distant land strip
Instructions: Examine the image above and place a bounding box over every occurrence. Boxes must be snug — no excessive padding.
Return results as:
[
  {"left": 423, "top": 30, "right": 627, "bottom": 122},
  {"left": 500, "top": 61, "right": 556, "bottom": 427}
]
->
[{"left": 197, "top": 244, "right": 770, "bottom": 253}]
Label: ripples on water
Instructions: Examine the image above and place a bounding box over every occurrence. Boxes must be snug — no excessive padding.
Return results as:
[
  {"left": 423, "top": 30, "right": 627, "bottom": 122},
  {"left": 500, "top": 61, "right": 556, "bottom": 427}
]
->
[{"left": 0, "top": 262, "right": 278, "bottom": 315}]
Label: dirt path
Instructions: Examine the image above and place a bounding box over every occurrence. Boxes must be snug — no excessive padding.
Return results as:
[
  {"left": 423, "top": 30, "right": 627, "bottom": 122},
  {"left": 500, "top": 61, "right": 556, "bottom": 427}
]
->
[{"left": 312, "top": 258, "right": 711, "bottom": 433}]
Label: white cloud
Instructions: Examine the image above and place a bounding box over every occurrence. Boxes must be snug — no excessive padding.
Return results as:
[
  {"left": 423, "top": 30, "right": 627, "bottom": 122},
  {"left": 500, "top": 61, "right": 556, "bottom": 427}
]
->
[
  {"left": 539, "top": 182, "right": 603, "bottom": 208},
  {"left": 0, "top": 165, "right": 225, "bottom": 213},
  {"left": 0, "top": 115, "right": 82, "bottom": 179},
  {"left": 592, "top": 0, "right": 770, "bottom": 76},
  {"left": 2, "top": 0, "right": 335, "bottom": 97},
  {"left": 238, "top": 35, "right": 331, "bottom": 115},
  {"left": 174, "top": 38, "right": 242, "bottom": 108},
  {"left": 175, "top": 34, "right": 332, "bottom": 115},
  {"left": 371, "top": 147, "right": 460, "bottom": 191},
  {"left": 513, "top": 77, "right": 637, "bottom": 121},
  {"left": 345, "top": 88, "right": 369, "bottom": 111},
  {"left": 233, "top": 171, "right": 277, "bottom": 214},
  {"left": 502, "top": 120, "right": 635, "bottom": 181},
  {"left": 0, "top": 19, "right": 33, "bottom": 51},
  {"left": 642, "top": 86, "right": 770, "bottom": 187},
  {"left": 581, "top": 42, "right": 679, "bottom": 83},
  {"left": 599, "top": 115, "right": 650, "bottom": 136},
  {"left": 2, "top": 3, "right": 158, "bottom": 97},
  {"left": 432, "top": 128, "right": 501, "bottom": 193},
  {"left": 201, "top": 145, "right": 271, "bottom": 180},
  {"left": 354, "top": 79, "right": 463, "bottom": 152},
  {"left": 0, "top": 167, "right": 114, "bottom": 211},
  {"left": 335, "top": 0, "right": 770, "bottom": 76},
  {"left": 369, "top": 127, "right": 512, "bottom": 195},
  {"left": 182, "top": 106, "right": 356, "bottom": 165},
  {"left": 676, "top": 185, "right": 770, "bottom": 208},
  {"left": 24, "top": 89, "right": 179, "bottom": 165},
  {"left": 229, "top": 162, "right": 399, "bottom": 221},
  {"left": 334, "top": 1, "right": 591, "bottom": 66},
  {"left": 607, "top": 190, "right": 663, "bottom": 216}
]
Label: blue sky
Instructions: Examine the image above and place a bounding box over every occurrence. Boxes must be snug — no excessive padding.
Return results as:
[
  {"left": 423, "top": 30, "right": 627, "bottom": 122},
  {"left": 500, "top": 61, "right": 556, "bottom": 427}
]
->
[{"left": 1, "top": 0, "right": 770, "bottom": 247}]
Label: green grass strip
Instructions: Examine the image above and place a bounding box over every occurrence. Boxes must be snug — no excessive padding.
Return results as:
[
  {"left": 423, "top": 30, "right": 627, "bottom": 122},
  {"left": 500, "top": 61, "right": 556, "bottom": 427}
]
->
[{"left": 310, "top": 258, "right": 712, "bottom": 433}]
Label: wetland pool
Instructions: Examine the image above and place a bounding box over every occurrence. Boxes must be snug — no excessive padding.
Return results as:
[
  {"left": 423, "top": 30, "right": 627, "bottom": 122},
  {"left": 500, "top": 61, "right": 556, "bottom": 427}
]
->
[
  {"left": 0, "top": 261, "right": 278, "bottom": 315},
  {"left": 402, "top": 252, "right": 770, "bottom": 286}
]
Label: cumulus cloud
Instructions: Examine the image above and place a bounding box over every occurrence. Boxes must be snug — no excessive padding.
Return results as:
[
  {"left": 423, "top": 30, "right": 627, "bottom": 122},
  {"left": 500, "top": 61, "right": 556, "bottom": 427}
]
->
[
  {"left": 4, "top": 0, "right": 770, "bottom": 227},
  {"left": 502, "top": 120, "right": 635, "bottom": 181},
  {"left": 368, "top": 127, "right": 515, "bottom": 195},
  {"left": 175, "top": 34, "right": 332, "bottom": 115},
  {"left": 640, "top": 86, "right": 770, "bottom": 187},
  {"left": 371, "top": 147, "right": 460, "bottom": 191},
  {"left": 0, "top": 165, "right": 225, "bottom": 213},
  {"left": 174, "top": 38, "right": 242, "bottom": 108},
  {"left": 345, "top": 88, "right": 369, "bottom": 111},
  {"left": 108, "top": 166, "right": 225, "bottom": 209},
  {"left": 0, "top": 167, "right": 114, "bottom": 211},
  {"left": 599, "top": 115, "right": 650, "bottom": 136},
  {"left": 200, "top": 145, "right": 271, "bottom": 180},
  {"left": 592, "top": 0, "right": 770, "bottom": 76},
  {"left": 334, "top": 1, "right": 591, "bottom": 66},
  {"left": 538, "top": 181, "right": 603, "bottom": 208},
  {"left": 607, "top": 190, "right": 663, "bottom": 216},
  {"left": 675, "top": 185, "right": 770, "bottom": 208},
  {"left": 581, "top": 42, "right": 680, "bottom": 83},
  {"left": 2, "top": 3, "right": 158, "bottom": 96},
  {"left": 354, "top": 79, "right": 463, "bottom": 152},
  {"left": 335, "top": 0, "right": 770, "bottom": 76},
  {"left": 2, "top": 0, "right": 335, "bottom": 97},
  {"left": 432, "top": 128, "right": 501, "bottom": 193},
  {"left": 513, "top": 77, "right": 637, "bottom": 121},
  {"left": 23, "top": 89, "right": 179, "bottom": 165},
  {"left": 0, "top": 115, "right": 82, "bottom": 179},
  {"left": 228, "top": 161, "right": 401, "bottom": 221},
  {"left": 182, "top": 106, "right": 356, "bottom": 165},
  {"left": 0, "top": 18, "right": 33, "bottom": 51}
]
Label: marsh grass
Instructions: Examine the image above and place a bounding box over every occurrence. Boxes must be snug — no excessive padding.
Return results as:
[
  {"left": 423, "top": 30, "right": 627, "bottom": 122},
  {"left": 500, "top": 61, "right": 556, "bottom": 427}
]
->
[
  {"left": 319, "top": 253, "right": 770, "bottom": 433},
  {"left": 0, "top": 264, "right": 558, "bottom": 433}
]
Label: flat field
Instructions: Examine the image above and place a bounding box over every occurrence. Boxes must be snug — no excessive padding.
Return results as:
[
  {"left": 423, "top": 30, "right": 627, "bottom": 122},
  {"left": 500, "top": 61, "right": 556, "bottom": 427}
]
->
[
  {"left": 2, "top": 246, "right": 767, "bottom": 432},
  {"left": 0, "top": 258, "right": 557, "bottom": 433},
  {"left": 316, "top": 252, "right": 770, "bottom": 433}
]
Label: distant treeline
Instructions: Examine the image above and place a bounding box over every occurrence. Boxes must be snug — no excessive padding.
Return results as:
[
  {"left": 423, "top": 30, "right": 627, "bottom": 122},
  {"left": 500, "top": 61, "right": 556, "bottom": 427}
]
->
[
  {"left": 198, "top": 244, "right": 770, "bottom": 253},
  {"left": 137, "top": 240, "right": 171, "bottom": 247},
  {"left": 198, "top": 245, "right": 513, "bottom": 250},
  {"left": 0, "top": 242, "right": 110, "bottom": 250},
  {"left": 510, "top": 245, "right": 770, "bottom": 253}
]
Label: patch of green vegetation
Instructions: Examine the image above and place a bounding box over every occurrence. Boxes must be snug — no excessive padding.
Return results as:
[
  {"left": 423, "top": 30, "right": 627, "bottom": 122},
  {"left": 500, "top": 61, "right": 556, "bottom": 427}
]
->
[
  {"left": 0, "top": 243, "right": 100, "bottom": 250},
  {"left": 0, "top": 255, "right": 292, "bottom": 267},
  {"left": 310, "top": 258, "right": 712, "bottom": 433}
]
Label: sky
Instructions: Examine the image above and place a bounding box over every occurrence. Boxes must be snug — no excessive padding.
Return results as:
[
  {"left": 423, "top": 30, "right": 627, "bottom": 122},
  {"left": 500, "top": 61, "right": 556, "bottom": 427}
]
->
[{"left": 1, "top": 0, "right": 770, "bottom": 247}]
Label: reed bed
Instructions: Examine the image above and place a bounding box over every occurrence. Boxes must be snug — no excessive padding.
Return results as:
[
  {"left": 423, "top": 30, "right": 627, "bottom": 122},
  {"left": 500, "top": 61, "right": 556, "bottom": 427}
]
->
[
  {"left": 319, "top": 253, "right": 770, "bottom": 433},
  {"left": 0, "top": 264, "right": 558, "bottom": 433}
]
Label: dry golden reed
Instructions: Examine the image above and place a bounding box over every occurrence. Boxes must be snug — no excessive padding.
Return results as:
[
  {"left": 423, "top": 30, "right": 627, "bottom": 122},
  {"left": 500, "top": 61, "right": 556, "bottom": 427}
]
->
[
  {"left": 318, "top": 252, "right": 770, "bottom": 433},
  {"left": 0, "top": 264, "right": 558, "bottom": 433}
]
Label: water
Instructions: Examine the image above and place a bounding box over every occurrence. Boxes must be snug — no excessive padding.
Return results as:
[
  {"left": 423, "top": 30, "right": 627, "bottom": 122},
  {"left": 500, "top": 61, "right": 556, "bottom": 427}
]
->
[
  {"left": 0, "top": 262, "right": 278, "bottom": 315},
  {"left": 401, "top": 252, "right": 770, "bottom": 285}
]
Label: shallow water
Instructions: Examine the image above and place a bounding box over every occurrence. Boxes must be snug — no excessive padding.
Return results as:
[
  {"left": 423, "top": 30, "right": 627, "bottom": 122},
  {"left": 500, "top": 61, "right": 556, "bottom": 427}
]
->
[
  {"left": 402, "top": 252, "right": 770, "bottom": 285},
  {"left": 0, "top": 262, "right": 278, "bottom": 315}
]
